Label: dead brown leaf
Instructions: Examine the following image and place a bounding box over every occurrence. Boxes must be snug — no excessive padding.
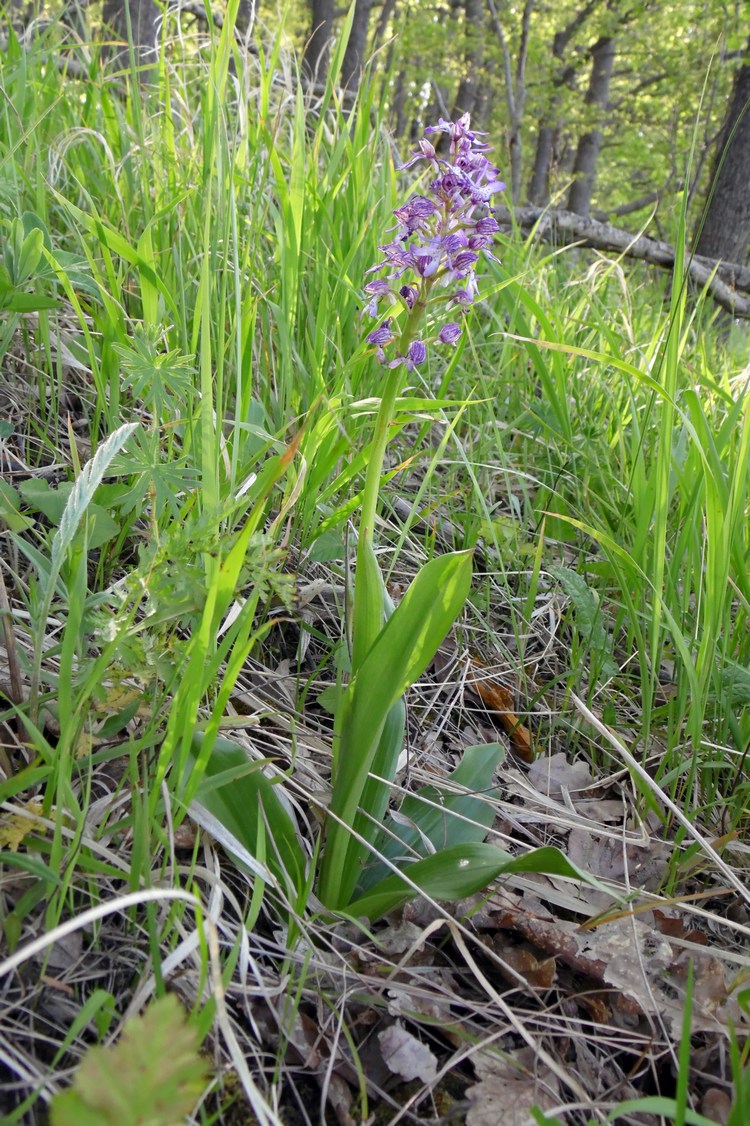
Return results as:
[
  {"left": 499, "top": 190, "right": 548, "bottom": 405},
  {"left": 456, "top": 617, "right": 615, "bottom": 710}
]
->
[
  {"left": 527, "top": 751, "right": 592, "bottom": 798},
  {"left": 491, "top": 940, "right": 557, "bottom": 989},
  {"left": 701, "top": 1087, "right": 732, "bottom": 1125},
  {"left": 377, "top": 1021, "right": 438, "bottom": 1084},
  {"left": 466, "top": 1047, "right": 559, "bottom": 1126},
  {"left": 465, "top": 660, "right": 534, "bottom": 762}
]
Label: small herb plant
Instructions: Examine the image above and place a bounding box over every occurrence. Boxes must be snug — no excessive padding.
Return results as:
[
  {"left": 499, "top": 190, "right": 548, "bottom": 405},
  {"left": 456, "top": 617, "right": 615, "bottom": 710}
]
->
[{"left": 187, "top": 116, "right": 600, "bottom": 922}]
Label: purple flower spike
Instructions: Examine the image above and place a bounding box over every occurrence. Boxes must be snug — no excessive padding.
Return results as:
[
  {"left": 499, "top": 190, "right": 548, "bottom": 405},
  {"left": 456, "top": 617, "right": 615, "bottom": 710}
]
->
[
  {"left": 361, "top": 113, "right": 503, "bottom": 365},
  {"left": 475, "top": 216, "right": 500, "bottom": 235},
  {"left": 364, "top": 280, "right": 391, "bottom": 297},
  {"left": 439, "top": 323, "right": 462, "bottom": 346},
  {"left": 363, "top": 279, "right": 392, "bottom": 317},
  {"left": 401, "top": 137, "right": 440, "bottom": 170},
  {"left": 399, "top": 284, "right": 418, "bottom": 309}
]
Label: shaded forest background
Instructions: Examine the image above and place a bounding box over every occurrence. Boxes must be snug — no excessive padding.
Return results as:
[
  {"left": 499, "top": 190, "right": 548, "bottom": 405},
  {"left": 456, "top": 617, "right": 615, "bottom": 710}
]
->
[{"left": 7, "top": 0, "right": 749, "bottom": 277}]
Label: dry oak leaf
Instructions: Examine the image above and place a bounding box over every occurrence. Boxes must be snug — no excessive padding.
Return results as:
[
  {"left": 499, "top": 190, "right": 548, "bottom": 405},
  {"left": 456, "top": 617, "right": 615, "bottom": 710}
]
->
[
  {"left": 527, "top": 751, "right": 592, "bottom": 798},
  {"left": 465, "top": 659, "right": 534, "bottom": 762},
  {"left": 466, "top": 1046, "right": 559, "bottom": 1126},
  {"left": 377, "top": 1021, "right": 438, "bottom": 1084},
  {"left": 0, "top": 799, "right": 45, "bottom": 850}
]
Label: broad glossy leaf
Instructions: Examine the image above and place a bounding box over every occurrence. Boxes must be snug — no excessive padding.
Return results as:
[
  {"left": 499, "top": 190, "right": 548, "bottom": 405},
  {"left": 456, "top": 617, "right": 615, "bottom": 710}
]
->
[
  {"left": 186, "top": 733, "right": 306, "bottom": 897},
  {"left": 349, "top": 696, "right": 406, "bottom": 865},
  {"left": 318, "top": 550, "right": 473, "bottom": 910},
  {"left": 358, "top": 742, "right": 504, "bottom": 894},
  {"left": 351, "top": 536, "right": 386, "bottom": 672},
  {"left": 345, "top": 843, "right": 608, "bottom": 922}
]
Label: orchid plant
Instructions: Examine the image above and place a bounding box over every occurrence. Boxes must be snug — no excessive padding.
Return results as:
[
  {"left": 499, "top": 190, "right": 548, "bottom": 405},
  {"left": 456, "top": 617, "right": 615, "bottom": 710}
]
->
[
  {"left": 188, "top": 116, "right": 606, "bottom": 922},
  {"left": 356, "top": 113, "right": 504, "bottom": 648}
]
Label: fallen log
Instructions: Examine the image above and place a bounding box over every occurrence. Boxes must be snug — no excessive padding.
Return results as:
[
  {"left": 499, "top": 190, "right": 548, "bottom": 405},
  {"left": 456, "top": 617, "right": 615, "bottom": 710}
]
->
[{"left": 493, "top": 204, "right": 750, "bottom": 319}]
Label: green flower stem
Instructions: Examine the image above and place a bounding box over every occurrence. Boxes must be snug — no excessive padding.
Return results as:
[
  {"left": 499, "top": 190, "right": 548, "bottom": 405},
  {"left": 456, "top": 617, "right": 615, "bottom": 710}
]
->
[
  {"left": 357, "top": 285, "right": 433, "bottom": 555},
  {"left": 357, "top": 364, "right": 402, "bottom": 556},
  {"left": 353, "top": 289, "right": 431, "bottom": 666}
]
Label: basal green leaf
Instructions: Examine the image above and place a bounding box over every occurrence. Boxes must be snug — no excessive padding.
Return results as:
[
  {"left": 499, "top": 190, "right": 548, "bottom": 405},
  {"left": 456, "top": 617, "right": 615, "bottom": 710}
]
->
[
  {"left": 318, "top": 550, "right": 473, "bottom": 910},
  {"left": 187, "top": 733, "right": 306, "bottom": 897},
  {"left": 352, "top": 536, "right": 386, "bottom": 672},
  {"left": 345, "top": 843, "right": 611, "bottom": 922},
  {"left": 358, "top": 742, "right": 504, "bottom": 894}
]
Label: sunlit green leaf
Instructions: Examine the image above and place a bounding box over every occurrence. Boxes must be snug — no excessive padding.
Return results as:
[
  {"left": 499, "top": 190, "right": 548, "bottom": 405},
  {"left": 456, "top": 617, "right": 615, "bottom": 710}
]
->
[{"left": 318, "top": 550, "right": 473, "bottom": 910}]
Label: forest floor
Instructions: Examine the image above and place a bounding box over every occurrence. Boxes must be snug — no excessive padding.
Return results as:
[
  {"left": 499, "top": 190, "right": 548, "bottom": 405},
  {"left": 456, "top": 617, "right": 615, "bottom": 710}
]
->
[{"left": 1, "top": 14, "right": 749, "bottom": 1126}]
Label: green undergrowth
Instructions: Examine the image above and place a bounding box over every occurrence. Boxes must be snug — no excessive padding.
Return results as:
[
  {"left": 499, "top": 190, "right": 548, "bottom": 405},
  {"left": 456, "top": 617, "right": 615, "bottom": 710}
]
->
[{"left": 1, "top": 6, "right": 749, "bottom": 1122}]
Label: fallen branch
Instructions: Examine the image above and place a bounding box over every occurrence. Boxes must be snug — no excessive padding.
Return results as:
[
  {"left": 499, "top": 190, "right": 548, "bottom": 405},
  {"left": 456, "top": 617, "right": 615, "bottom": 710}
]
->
[{"left": 494, "top": 204, "right": 750, "bottom": 318}]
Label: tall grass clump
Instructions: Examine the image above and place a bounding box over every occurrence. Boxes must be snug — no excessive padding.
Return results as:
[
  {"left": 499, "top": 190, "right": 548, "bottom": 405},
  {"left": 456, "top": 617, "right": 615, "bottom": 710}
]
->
[{"left": 459, "top": 233, "right": 750, "bottom": 826}]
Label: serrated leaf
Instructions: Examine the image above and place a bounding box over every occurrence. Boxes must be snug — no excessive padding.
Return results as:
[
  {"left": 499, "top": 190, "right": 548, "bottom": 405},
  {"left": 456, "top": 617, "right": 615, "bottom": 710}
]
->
[
  {"left": 22, "top": 211, "right": 53, "bottom": 252},
  {"left": 548, "top": 564, "right": 618, "bottom": 679},
  {"left": 0, "top": 479, "right": 34, "bottom": 532},
  {"left": 719, "top": 662, "right": 750, "bottom": 707},
  {"left": 18, "top": 480, "right": 120, "bottom": 549},
  {"left": 0, "top": 286, "right": 59, "bottom": 312},
  {"left": 19, "top": 478, "right": 69, "bottom": 523},
  {"left": 50, "top": 994, "right": 206, "bottom": 1126},
  {"left": 308, "top": 529, "right": 345, "bottom": 562},
  {"left": 0, "top": 800, "right": 45, "bottom": 850}
]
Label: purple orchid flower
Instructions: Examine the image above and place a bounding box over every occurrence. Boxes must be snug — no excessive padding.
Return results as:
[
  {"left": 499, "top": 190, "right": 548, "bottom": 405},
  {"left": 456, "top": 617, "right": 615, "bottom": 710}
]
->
[{"left": 363, "top": 114, "right": 503, "bottom": 369}]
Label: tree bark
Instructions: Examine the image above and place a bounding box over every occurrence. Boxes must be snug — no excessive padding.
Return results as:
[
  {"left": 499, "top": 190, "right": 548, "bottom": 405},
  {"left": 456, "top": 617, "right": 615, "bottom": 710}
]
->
[
  {"left": 371, "top": 0, "right": 397, "bottom": 52},
  {"left": 102, "top": 0, "right": 160, "bottom": 69},
  {"left": 303, "top": 0, "right": 335, "bottom": 82},
  {"left": 236, "top": 0, "right": 256, "bottom": 36},
  {"left": 567, "top": 34, "right": 616, "bottom": 215},
  {"left": 695, "top": 38, "right": 750, "bottom": 264},
  {"left": 391, "top": 67, "right": 409, "bottom": 138},
  {"left": 493, "top": 204, "right": 750, "bottom": 317},
  {"left": 527, "top": 0, "right": 602, "bottom": 206},
  {"left": 487, "top": 0, "right": 534, "bottom": 200},
  {"left": 449, "top": 0, "right": 486, "bottom": 123},
  {"left": 528, "top": 124, "right": 555, "bottom": 206},
  {"left": 341, "top": 0, "right": 373, "bottom": 92}
]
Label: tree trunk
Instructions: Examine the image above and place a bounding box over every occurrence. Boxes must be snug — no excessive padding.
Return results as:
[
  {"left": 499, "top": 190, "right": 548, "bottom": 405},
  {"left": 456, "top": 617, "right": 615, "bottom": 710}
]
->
[
  {"left": 528, "top": 0, "right": 602, "bottom": 205},
  {"left": 567, "top": 34, "right": 615, "bottom": 215},
  {"left": 102, "top": 0, "right": 160, "bottom": 71},
  {"left": 341, "top": 0, "right": 373, "bottom": 91},
  {"left": 236, "top": 0, "right": 256, "bottom": 37},
  {"left": 371, "top": 0, "right": 397, "bottom": 53},
  {"left": 493, "top": 204, "right": 750, "bottom": 317},
  {"left": 391, "top": 68, "right": 409, "bottom": 138},
  {"left": 449, "top": 0, "right": 486, "bottom": 123},
  {"left": 486, "top": 0, "right": 533, "bottom": 200},
  {"left": 528, "top": 124, "right": 555, "bottom": 205},
  {"left": 695, "top": 40, "right": 750, "bottom": 264},
  {"left": 303, "top": 0, "right": 335, "bottom": 82}
]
